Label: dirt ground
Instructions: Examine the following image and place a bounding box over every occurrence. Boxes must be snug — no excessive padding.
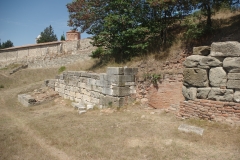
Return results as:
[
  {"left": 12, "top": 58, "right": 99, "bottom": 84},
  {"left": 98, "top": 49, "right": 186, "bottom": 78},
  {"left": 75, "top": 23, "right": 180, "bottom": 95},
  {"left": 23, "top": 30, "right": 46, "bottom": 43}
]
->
[{"left": 1, "top": 79, "right": 240, "bottom": 160}]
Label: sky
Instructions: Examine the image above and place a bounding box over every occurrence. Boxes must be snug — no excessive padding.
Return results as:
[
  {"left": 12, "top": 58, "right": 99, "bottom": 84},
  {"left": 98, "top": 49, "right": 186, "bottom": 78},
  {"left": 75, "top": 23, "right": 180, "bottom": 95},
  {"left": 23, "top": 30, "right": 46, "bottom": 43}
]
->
[{"left": 0, "top": 0, "right": 90, "bottom": 47}]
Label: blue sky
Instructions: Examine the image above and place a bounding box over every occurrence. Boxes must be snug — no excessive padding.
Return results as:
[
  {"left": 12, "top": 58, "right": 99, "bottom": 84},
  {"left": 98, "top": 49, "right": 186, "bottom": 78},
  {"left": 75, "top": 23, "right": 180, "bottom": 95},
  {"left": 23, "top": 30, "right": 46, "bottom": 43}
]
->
[{"left": 0, "top": 0, "right": 89, "bottom": 47}]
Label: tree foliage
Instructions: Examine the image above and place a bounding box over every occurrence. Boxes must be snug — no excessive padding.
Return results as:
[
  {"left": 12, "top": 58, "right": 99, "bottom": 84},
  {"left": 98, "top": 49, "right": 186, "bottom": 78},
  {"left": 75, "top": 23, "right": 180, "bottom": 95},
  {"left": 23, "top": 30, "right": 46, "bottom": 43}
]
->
[
  {"left": 67, "top": 0, "right": 239, "bottom": 62},
  {"left": 37, "top": 25, "right": 58, "bottom": 43},
  {"left": 61, "top": 33, "right": 66, "bottom": 41},
  {"left": 0, "top": 40, "right": 14, "bottom": 49}
]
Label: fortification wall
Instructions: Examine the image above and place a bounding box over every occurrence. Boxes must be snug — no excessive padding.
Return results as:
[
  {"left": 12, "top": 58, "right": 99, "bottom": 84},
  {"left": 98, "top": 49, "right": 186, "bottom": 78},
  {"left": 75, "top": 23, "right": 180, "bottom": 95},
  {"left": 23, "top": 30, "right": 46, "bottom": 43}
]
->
[
  {"left": 179, "top": 41, "right": 240, "bottom": 125},
  {"left": 46, "top": 67, "right": 137, "bottom": 108},
  {"left": 0, "top": 38, "right": 95, "bottom": 68}
]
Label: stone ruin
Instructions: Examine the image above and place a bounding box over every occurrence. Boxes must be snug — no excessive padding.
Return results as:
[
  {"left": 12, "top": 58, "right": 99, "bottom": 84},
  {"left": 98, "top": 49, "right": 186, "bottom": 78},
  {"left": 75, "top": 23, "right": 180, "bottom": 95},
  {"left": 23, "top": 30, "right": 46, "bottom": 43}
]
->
[
  {"left": 179, "top": 41, "right": 240, "bottom": 125},
  {"left": 18, "top": 67, "right": 138, "bottom": 114}
]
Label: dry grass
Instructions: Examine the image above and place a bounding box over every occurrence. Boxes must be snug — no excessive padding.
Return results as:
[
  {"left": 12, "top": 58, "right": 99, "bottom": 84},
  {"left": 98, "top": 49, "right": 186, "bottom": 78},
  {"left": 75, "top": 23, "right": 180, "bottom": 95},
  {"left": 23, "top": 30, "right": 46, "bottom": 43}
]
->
[{"left": 1, "top": 71, "right": 240, "bottom": 159}]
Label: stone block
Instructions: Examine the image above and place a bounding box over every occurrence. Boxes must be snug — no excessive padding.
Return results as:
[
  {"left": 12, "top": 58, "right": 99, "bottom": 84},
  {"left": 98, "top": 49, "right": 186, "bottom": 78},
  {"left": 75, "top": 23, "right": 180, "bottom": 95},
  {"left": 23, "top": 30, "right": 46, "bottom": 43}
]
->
[
  {"left": 234, "top": 90, "right": 240, "bottom": 103},
  {"left": 182, "top": 86, "right": 197, "bottom": 100},
  {"left": 124, "top": 68, "right": 138, "bottom": 75},
  {"left": 227, "top": 80, "right": 240, "bottom": 89},
  {"left": 197, "top": 88, "right": 211, "bottom": 99},
  {"left": 107, "top": 75, "right": 125, "bottom": 87},
  {"left": 193, "top": 46, "right": 210, "bottom": 56},
  {"left": 112, "top": 87, "right": 130, "bottom": 97},
  {"left": 178, "top": 124, "right": 204, "bottom": 136},
  {"left": 199, "top": 57, "right": 222, "bottom": 67},
  {"left": 107, "top": 67, "right": 124, "bottom": 75},
  {"left": 183, "top": 68, "right": 209, "bottom": 87},
  {"left": 208, "top": 88, "right": 233, "bottom": 102},
  {"left": 223, "top": 57, "right": 240, "bottom": 72},
  {"left": 210, "top": 41, "right": 240, "bottom": 57},
  {"left": 209, "top": 67, "right": 227, "bottom": 87},
  {"left": 102, "top": 87, "right": 113, "bottom": 95},
  {"left": 183, "top": 55, "right": 204, "bottom": 68},
  {"left": 18, "top": 94, "right": 36, "bottom": 107},
  {"left": 90, "top": 73, "right": 100, "bottom": 80},
  {"left": 228, "top": 73, "right": 240, "bottom": 80},
  {"left": 125, "top": 75, "right": 135, "bottom": 82}
]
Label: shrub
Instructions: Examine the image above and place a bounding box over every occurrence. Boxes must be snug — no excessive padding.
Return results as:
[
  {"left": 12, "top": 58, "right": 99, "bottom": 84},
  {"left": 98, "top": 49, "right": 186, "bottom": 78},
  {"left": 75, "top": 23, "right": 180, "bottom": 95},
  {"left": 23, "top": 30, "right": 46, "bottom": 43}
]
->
[{"left": 58, "top": 66, "right": 66, "bottom": 73}]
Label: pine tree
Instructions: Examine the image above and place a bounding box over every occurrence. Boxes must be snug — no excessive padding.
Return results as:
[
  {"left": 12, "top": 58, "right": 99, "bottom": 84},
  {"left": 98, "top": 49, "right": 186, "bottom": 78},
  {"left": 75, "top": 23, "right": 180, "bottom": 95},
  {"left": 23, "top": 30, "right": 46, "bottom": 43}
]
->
[{"left": 37, "top": 25, "right": 58, "bottom": 43}]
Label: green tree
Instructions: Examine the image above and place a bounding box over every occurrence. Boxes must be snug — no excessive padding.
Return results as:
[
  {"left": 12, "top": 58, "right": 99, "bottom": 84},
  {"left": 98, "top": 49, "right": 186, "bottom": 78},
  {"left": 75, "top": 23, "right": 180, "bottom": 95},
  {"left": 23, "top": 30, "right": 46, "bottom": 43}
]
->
[
  {"left": 67, "top": 0, "right": 190, "bottom": 62},
  {"left": 60, "top": 33, "right": 65, "bottom": 41},
  {"left": 37, "top": 25, "right": 58, "bottom": 43},
  {"left": 0, "top": 40, "right": 14, "bottom": 49}
]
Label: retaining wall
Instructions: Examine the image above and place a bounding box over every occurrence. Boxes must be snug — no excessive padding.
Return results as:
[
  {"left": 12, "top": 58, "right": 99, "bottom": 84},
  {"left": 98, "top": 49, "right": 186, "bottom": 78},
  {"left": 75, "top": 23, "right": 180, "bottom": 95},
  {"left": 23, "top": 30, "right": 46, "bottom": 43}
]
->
[
  {"left": 47, "top": 67, "right": 137, "bottom": 108},
  {"left": 179, "top": 41, "right": 240, "bottom": 125},
  {"left": 0, "top": 38, "right": 95, "bottom": 68}
]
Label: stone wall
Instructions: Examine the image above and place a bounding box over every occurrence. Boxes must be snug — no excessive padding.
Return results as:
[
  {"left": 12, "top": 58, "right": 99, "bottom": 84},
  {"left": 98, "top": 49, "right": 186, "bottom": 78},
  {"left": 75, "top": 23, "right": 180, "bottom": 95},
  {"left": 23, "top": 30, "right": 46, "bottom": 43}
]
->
[
  {"left": 47, "top": 67, "right": 137, "bottom": 108},
  {"left": 179, "top": 41, "right": 240, "bottom": 125},
  {"left": 0, "top": 38, "right": 95, "bottom": 68}
]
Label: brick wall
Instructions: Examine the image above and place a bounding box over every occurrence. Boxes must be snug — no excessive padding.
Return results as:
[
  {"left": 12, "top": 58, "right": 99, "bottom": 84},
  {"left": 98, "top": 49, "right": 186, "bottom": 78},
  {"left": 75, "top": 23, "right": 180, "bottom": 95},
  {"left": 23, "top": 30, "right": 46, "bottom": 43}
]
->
[{"left": 179, "top": 99, "right": 240, "bottom": 125}]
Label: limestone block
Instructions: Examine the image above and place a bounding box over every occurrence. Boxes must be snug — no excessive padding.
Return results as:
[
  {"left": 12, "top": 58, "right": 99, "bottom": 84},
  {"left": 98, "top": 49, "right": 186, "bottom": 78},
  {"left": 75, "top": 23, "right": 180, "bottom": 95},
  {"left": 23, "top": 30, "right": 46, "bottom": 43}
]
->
[
  {"left": 228, "top": 73, "right": 240, "bottom": 80},
  {"left": 81, "top": 72, "right": 91, "bottom": 78},
  {"left": 107, "top": 67, "right": 124, "bottom": 75},
  {"left": 183, "top": 55, "right": 204, "bottom": 68},
  {"left": 182, "top": 86, "right": 197, "bottom": 100},
  {"left": 223, "top": 57, "right": 240, "bottom": 72},
  {"left": 183, "top": 68, "right": 209, "bottom": 87},
  {"left": 91, "top": 98, "right": 100, "bottom": 104},
  {"left": 124, "top": 68, "right": 138, "bottom": 75},
  {"left": 193, "top": 46, "right": 210, "bottom": 56},
  {"left": 102, "top": 87, "right": 113, "bottom": 95},
  {"left": 90, "top": 91, "right": 100, "bottom": 98},
  {"left": 208, "top": 88, "right": 233, "bottom": 101},
  {"left": 82, "top": 95, "right": 91, "bottom": 102},
  {"left": 90, "top": 73, "right": 100, "bottom": 80},
  {"left": 125, "top": 82, "right": 136, "bottom": 86},
  {"left": 76, "top": 93, "right": 82, "bottom": 99},
  {"left": 209, "top": 67, "right": 227, "bottom": 87},
  {"left": 210, "top": 41, "right": 240, "bottom": 57},
  {"left": 112, "top": 87, "right": 130, "bottom": 97},
  {"left": 78, "top": 82, "right": 86, "bottom": 88},
  {"left": 107, "top": 75, "right": 125, "bottom": 87},
  {"left": 199, "top": 57, "right": 222, "bottom": 67},
  {"left": 229, "top": 69, "right": 240, "bottom": 73},
  {"left": 234, "top": 90, "right": 240, "bottom": 103},
  {"left": 197, "top": 88, "right": 211, "bottom": 99},
  {"left": 227, "top": 80, "right": 240, "bottom": 89},
  {"left": 125, "top": 75, "right": 135, "bottom": 82}
]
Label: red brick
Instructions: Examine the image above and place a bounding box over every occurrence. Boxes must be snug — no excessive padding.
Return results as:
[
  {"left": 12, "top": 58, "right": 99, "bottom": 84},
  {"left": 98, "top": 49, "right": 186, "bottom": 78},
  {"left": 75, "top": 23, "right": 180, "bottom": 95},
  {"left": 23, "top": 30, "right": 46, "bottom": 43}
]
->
[{"left": 234, "top": 110, "right": 240, "bottom": 113}]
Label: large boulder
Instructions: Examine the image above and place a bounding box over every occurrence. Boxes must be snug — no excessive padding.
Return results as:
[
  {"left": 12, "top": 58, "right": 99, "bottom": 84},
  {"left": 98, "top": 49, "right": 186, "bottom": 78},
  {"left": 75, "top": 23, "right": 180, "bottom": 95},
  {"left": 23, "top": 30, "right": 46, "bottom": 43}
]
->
[
  {"left": 199, "top": 57, "right": 222, "bottom": 67},
  {"left": 197, "top": 88, "right": 211, "bottom": 99},
  {"left": 183, "top": 55, "right": 203, "bottom": 68},
  {"left": 234, "top": 90, "right": 240, "bottom": 103},
  {"left": 193, "top": 46, "right": 211, "bottom": 56},
  {"left": 182, "top": 86, "right": 197, "bottom": 100},
  {"left": 228, "top": 73, "right": 240, "bottom": 80},
  {"left": 210, "top": 41, "right": 240, "bottom": 57},
  {"left": 223, "top": 57, "right": 240, "bottom": 72},
  {"left": 227, "top": 80, "right": 240, "bottom": 89},
  {"left": 208, "top": 88, "right": 233, "bottom": 102},
  {"left": 209, "top": 67, "right": 227, "bottom": 87},
  {"left": 183, "top": 68, "right": 209, "bottom": 87}
]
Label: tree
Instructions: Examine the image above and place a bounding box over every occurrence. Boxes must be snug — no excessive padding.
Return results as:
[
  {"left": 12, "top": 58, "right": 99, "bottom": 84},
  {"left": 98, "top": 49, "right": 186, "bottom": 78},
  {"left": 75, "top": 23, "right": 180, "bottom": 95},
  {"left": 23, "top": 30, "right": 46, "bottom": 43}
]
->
[
  {"left": 67, "top": 0, "right": 188, "bottom": 62},
  {"left": 60, "top": 33, "right": 65, "bottom": 41},
  {"left": 0, "top": 40, "right": 14, "bottom": 49},
  {"left": 37, "top": 25, "right": 58, "bottom": 43}
]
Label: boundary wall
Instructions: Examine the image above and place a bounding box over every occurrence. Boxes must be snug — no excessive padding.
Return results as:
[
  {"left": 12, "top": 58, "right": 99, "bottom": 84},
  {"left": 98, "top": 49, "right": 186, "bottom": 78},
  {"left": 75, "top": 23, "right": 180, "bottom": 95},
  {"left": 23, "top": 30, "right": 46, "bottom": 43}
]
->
[
  {"left": 179, "top": 41, "right": 240, "bottom": 125},
  {"left": 0, "top": 38, "right": 94, "bottom": 68},
  {"left": 46, "top": 67, "right": 138, "bottom": 108}
]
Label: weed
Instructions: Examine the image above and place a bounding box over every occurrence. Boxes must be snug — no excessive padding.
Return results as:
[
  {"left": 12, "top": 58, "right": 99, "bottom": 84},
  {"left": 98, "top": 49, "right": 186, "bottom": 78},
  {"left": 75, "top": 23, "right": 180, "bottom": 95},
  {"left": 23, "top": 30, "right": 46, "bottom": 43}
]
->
[
  {"left": 58, "top": 66, "right": 66, "bottom": 73},
  {"left": 0, "top": 84, "right": 4, "bottom": 88},
  {"left": 108, "top": 101, "right": 113, "bottom": 107}
]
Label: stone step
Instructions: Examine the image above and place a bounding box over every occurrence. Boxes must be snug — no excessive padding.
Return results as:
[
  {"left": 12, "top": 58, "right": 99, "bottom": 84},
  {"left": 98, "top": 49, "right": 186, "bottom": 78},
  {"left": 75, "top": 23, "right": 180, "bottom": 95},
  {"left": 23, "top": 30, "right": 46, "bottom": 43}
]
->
[
  {"left": 71, "top": 102, "right": 86, "bottom": 110},
  {"left": 79, "top": 110, "right": 87, "bottom": 114}
]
